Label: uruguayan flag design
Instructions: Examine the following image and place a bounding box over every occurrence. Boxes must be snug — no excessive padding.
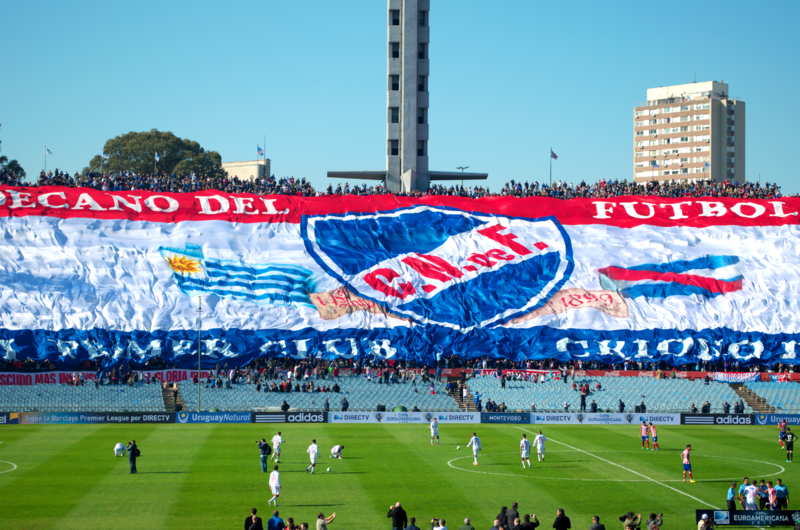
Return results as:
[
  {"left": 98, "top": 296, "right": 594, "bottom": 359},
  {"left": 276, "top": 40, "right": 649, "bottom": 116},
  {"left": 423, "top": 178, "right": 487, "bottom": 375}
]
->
[{"left": 159, "top": 244, "right": 315, "bottom": 307}]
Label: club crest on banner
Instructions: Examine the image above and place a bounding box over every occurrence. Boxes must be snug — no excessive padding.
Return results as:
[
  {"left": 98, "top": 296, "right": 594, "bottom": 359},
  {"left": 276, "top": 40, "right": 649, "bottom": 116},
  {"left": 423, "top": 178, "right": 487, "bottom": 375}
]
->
[
  {"left": 302, "top": 206, "right": 574, "bottom": 331},
  {"left": 425, "top": 412, "right": 434, "bottom": 422}
]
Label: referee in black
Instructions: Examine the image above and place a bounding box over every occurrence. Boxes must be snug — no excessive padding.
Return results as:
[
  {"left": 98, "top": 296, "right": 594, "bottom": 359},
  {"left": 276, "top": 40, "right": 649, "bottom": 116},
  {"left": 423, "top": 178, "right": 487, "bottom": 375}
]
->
[
  {"left": 126, "top": 440, "right": 138, "bottom": 474},
  {"left": 785, "top": 428, "right": 796, "bottom": 463}
]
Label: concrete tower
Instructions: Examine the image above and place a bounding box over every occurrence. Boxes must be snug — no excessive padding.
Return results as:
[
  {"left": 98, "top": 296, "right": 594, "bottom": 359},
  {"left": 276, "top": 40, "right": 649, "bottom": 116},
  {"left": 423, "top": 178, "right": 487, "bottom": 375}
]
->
[{"left": 328, "top": 0, "right": 487, "bottom": 192}]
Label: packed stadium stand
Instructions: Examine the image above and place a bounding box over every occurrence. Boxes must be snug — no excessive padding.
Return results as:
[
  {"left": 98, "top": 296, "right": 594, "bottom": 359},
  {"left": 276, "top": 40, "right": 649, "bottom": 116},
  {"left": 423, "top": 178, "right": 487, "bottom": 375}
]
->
[
  {"left": 744, "top": 382, "right": 800, "bottom": 413},
  {"left": 466, "top": 375, "right": 753, "bottom": 413},
  {"left": 176, "top": 378, "right": 461, "bottom": 412},
  {"left": 0, "top": 384, "right": 166, "bottom": 412}
]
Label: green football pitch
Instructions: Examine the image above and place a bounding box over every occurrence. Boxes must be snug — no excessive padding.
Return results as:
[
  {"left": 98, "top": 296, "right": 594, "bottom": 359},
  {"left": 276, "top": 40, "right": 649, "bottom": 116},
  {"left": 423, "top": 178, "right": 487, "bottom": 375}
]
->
[{"left": 0, "top": 423, "right": 791, "bottom": 529}]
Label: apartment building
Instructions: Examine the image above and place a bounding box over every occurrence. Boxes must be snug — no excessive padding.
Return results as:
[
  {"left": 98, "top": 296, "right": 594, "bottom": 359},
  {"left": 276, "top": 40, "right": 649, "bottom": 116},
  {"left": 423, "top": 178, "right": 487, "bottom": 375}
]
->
[{"left": 633, "top": 81, "right": 744, "bottom": 184}]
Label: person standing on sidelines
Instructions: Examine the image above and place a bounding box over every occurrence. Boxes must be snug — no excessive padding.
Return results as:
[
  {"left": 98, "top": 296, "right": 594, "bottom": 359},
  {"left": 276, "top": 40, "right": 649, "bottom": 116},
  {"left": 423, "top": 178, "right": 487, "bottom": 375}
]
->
[
  {"left": 258, "top": 439, "right": 272, "bottom": 473},
  {"left": 271, "top": 432, "right": 284, "bottom": 463},
  {"left": 533, "top": 431, "right": 546, "bottom": 463},
  {"left": 681, "top": 445, "right": 694, "bottom": 483},
  {"left": 649, "top": 423, "right": 660, "bottom": 451},
  {"left": 126, "top": 440, "right": 138, "bottom": 474},
  {"left": 774, "top": 479, "right": 789, "bottom": 509},
  {"left": 306, "top": 439, "right": 318, "bottom": 474},
  {"left": 467, "top": 432, "right": 481, "bottom": 466},
  {"left": 520, "top": 435, "right": 531, "bottom": 469},
  {"left": 784, "top": 428, "right": 796, "bottom": 463},
  {"left": 726, "top": 482, "right": 738, "bottom": 512},
  {"left": 268, "top": 465, "right": 281, "bottom": 507},
  {"left": 387, "top": 502, "right": 407, "bottom": 530}
]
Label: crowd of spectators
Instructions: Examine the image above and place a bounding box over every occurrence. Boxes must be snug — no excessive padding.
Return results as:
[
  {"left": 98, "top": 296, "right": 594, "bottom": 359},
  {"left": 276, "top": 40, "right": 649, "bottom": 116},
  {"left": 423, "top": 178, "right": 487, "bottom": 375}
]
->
[
  {"left": 0, "top": 352, "right": 795, "bottom": 376},
  {"left": 0, "top": 165, "right": 794, "bottom": 201}
]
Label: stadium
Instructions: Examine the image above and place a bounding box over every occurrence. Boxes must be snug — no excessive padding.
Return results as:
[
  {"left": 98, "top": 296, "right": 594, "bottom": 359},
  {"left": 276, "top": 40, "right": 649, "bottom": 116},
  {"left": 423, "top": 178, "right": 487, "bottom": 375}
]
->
[{"left": 2, "top": 2, "right": 800, "bottom": 530}]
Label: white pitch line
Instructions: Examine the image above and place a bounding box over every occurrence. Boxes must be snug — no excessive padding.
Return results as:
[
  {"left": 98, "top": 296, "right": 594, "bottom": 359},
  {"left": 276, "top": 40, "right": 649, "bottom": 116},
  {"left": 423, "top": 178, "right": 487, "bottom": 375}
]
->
[
  {"left": 517, "top": 427, "right": 720, "bottom": 510},
  {"left": 0, "top": 460, "right": 17, "bottom": 473}
]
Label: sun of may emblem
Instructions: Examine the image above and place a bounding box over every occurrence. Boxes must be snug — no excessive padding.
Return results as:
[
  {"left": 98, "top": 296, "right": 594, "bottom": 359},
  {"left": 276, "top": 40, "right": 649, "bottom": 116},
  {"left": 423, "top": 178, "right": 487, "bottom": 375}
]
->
[{"left": 165, "top": 254, "right": 202, "bottom": 275}]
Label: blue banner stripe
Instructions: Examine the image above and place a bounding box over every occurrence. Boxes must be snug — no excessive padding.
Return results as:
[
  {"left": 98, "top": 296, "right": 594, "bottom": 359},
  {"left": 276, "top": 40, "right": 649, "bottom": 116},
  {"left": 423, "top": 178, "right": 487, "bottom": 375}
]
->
[
  {"left": 178, "top": 276, "right": 308, "bottom": 293},
  {"left": 204, "top": 261, "right": 312, "bottom": 277},
  {"left": 620, "top": 282, "right": 729, "bottom": 299},
  {"left": 626, "top": 255, "right": 739, "bottom": 274}
]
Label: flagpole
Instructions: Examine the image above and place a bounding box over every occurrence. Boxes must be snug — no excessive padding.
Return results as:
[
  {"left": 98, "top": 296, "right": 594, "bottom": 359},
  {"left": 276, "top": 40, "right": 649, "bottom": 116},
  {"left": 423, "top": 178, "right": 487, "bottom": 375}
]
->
[
  {"left": 44, "top": 146, "right": 47, "bottom": 175},
  {"left": 549, "top": 147, "right": 552, "bottom": 187}
]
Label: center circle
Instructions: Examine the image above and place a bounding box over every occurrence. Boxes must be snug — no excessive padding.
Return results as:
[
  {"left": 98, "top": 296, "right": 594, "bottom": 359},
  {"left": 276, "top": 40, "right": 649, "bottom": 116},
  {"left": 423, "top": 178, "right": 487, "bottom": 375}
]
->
[
  {"left": 0, "top": 460, "right": 18, "bottom": 474},
  {"left": 447, "top": 452, "right": 784, "bottom": 482}
]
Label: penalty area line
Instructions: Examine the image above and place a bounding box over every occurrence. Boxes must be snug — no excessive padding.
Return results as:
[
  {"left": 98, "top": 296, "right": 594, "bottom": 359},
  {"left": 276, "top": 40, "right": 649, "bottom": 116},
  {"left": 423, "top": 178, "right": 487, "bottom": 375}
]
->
[{"left": 516, "top": 427, "right": 720, "bottom": 510}]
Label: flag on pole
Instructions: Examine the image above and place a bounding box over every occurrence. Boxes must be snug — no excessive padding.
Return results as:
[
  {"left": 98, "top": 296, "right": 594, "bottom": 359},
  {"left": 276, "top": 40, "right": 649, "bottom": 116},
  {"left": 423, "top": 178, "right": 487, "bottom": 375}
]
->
[
  {"left": 704, "top": 162, "right": 710, "bottom": 168},
  {"left": 550, "top": 149, "right": 558, "bottom": 160},
  {"left": 257, "top": 146, "right": 264, "bottom": 156},
  {"left": 155, "top": 152, "right": 160, "bottom": 162},
  {"left": 651, "top": 161, "right": 660, "bottom": 168},
  {"left": 101, "top": 151, "right": 110, "bottom": 160},
  {"left": 46, "top": 148, "right": 53, "bottom": 155}
]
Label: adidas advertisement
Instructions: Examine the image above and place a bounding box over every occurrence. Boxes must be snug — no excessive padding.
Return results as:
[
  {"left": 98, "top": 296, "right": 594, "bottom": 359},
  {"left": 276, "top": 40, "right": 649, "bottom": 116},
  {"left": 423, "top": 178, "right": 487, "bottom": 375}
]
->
[
  {"left": 682, "top": 414, "right": 754, "bottom": 425},
  {"left": 253, "top": 412, "right": 327, "bottom": 424}
]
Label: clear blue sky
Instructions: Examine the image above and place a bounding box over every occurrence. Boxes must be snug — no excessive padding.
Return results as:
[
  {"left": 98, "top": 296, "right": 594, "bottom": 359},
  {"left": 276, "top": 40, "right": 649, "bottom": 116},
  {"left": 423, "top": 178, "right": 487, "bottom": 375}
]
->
[{"left": 2, "top": 1, "right": 798, "bottom": 193}]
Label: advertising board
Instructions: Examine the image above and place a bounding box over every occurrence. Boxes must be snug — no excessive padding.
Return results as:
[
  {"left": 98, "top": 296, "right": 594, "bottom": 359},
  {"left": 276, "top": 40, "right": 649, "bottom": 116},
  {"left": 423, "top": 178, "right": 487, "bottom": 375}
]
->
[
  {"left": 755, "top": 414, "right": 800, "bottom": 426},
  {"left": 252, "top": 412, "right": 327, "bottom": 424},
  {"left": 0, "top": 412, "right": 19, "bottom": 425},
  {"left": 175, "top": 412, "right": 251, "bottom": 424},
  {"left": 532, "top": 413, "right": 578, "bottom": 424},
  {"left": 18, "top": 412, "right": 174, "bottom": 424},
  {"left": 481, "top": 413, "right": 531, "bottom": 424},
  {"left": 681, "top": 414, "right": 755, "bottom": 425},
  {"left": 436, "top": 412, "right": 480, "bottom": 424},
  {"left": 698, "top": 510, "right": 800, "bottom": 526}
]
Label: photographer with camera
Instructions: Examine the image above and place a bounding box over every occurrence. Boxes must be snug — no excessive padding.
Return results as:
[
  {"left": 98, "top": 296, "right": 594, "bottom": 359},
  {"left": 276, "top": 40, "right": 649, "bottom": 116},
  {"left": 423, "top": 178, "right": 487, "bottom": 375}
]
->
[
  {"left": 388, "top": 502, "right": 408, "bottom": 530},
  {"left": 645, "top": 513, "right": 662, "bottom": 530},
  {"left": 126, "top": 440, "right": 139, "bottom": 474},
  {"left": 257, "top": 439, "right": 272, "bottom": 473},
  {"left": 430, "top": 518, "right": 447, "bottom": 530}
]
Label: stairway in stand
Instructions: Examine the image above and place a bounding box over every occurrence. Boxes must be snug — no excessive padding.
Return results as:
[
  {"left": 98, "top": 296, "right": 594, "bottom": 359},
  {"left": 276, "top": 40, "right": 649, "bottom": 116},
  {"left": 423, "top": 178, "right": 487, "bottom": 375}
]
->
[
  {"left": 729, "top": 383, "right": 774, "bottom": 413},
  {"left": 161, "top": 383, "right": 182, "bottom": 412}
]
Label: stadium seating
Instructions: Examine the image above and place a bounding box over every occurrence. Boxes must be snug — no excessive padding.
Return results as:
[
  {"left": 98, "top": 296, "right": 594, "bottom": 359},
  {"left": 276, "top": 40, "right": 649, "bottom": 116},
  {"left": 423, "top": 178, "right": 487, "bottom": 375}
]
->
[
  {"left": 744, "top": 382, "right": 800, "bottom": 413},
  {"left": 0, "top": 383, "right": 166, "bottom": 412},
  {"left": 177, "top": 377, "right": 461, "bottom": 412},
  {"left": 466, "top": 375, "right": 753, "bottom": 413}
]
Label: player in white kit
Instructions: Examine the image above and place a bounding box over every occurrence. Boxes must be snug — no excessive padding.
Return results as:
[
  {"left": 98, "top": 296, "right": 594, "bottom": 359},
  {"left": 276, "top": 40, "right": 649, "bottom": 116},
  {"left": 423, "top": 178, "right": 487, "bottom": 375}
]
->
[
  {"left": 306, "top": 439, "right": 318, "bottom": 474},
  {"left": 430, "top": 418, "right": 440, "bottom": 445},
  {"left": 114, "top": 443, "right": 126, "bottom": 457},
  {"left": 330, "top": 445, "right": 344, "bottom": 459},
  {"left": 467, "top": 432, "right": 481, "bottom": 465},
  {"left": 533, "top": 431, "right": 546, "bottom": 462},
  {"left": 520, "top": 434, "right": 531, "bottom": 468},
  {"left": 271, "top": 432, "right": 284, "bottom": 463},
  {"left": 268, "top": 465, "right": 281, "bottom": 506}
]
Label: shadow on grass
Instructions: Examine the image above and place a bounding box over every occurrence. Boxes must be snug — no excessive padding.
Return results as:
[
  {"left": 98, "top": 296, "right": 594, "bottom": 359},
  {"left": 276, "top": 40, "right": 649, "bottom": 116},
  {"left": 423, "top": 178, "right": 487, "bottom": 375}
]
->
[{"left": 136, "top": 471, "right": 188, "bottom": 474}]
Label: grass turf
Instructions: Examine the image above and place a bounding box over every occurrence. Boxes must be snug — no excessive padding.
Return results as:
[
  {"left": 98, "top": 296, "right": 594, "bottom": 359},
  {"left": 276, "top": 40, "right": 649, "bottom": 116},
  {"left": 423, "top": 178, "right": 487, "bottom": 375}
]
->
[{"left": 0, "top": 423, "right": 792, "bottom": 529}]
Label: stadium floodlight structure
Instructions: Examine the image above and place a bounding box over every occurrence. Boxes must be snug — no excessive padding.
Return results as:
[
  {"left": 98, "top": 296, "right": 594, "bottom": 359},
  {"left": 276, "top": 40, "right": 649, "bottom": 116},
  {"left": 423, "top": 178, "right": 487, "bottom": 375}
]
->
[{"left": 327, "top": 0, "right": 488, "bottom": 192}]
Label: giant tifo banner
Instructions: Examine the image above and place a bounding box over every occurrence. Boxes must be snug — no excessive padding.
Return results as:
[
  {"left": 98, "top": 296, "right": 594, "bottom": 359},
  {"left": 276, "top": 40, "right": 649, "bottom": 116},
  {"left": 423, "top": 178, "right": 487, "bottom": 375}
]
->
[{"left": 0, "top": 186, "right": 799, "bottom": 368}]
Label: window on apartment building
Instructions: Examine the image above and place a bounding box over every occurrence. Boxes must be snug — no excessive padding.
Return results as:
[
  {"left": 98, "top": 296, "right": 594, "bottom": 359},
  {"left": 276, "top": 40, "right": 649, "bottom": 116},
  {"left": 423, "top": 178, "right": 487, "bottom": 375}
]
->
[
  {"left": 390, "top": 107, "right": 399, "bottom": 123},
  {"left": 727, "top": 126, "right": 735, "bottom": 131},
  {"left": 636, "top": 131, "right": 644, "bottom": 136},
  {"left": 681, "top": 106, "right": 689, "bottom": 111},
  {"left": 419, "top": 11, "right": 427, "bottom": 26},
  {"left": 418, "top": 108, "right": 426, "bottom": 124},
  {"left": 680, "top": 137, "right": 689, "bottom": 142},
  {"left": 390, "top": 42, "right": 400, "bottom": 59},
  {"left": 649, "top": 129, "right": 657, "bottom": 135},
  {"left": 418, "top": 76, "right": 426, "bottom": 91},
  {"left": 418, "top": 43, "right": 426, "bottom": 59},
  {"left": 389, "top": 75, "right": 399, "bottom": 91},
  {"left": 680, "top": 116, "right": 689, "bottom": 122},
  {"left": 680, "top": 126, "right": 689, "bottom": 132},
  {"left": 391, "top": 10, "right": 400, "bottom": 25},
  {"left": 389, "top": 140, "right": 399, "bottom": 156},
  {"left": 680, "top": 158, "right": 689, "bottom": 163},
  {"left": 417, "top": 140, "right": 427, "bottom": 157},
  {"left": 649, "top": 119, "right": 657, "bottom": 125}
]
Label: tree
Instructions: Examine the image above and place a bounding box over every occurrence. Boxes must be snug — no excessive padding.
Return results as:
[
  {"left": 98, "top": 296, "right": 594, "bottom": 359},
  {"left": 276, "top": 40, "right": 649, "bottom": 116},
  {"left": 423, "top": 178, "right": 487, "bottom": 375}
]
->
[
  {"left": 0, "top": 155, "right": 26, "bottom": 178},
  {"left": 85, "top": 129, "right": 225, "bottom": 177}
]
